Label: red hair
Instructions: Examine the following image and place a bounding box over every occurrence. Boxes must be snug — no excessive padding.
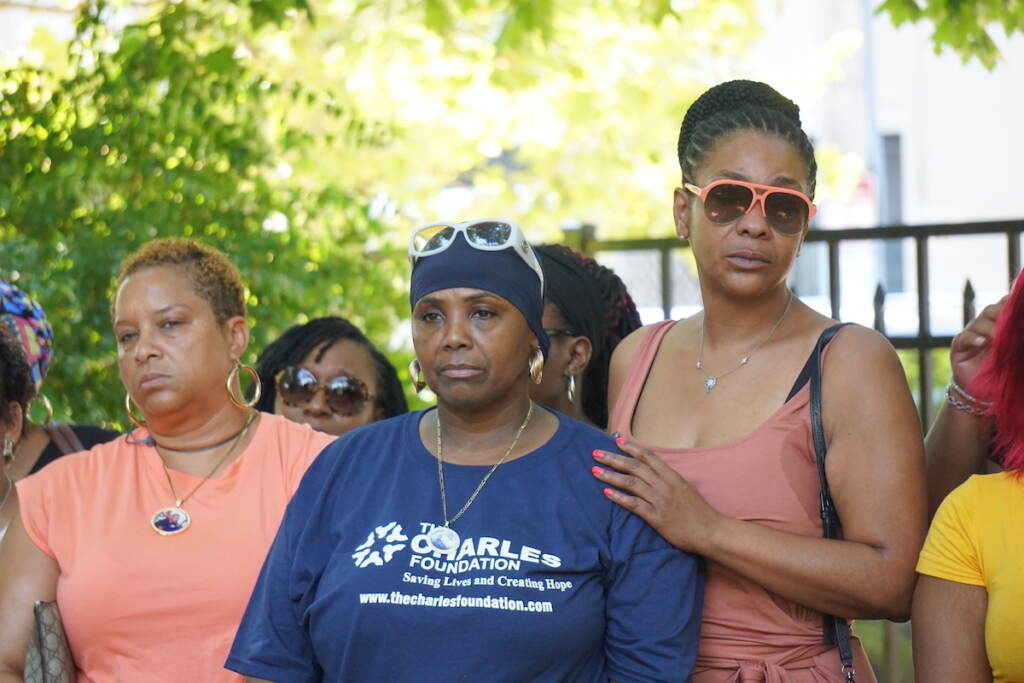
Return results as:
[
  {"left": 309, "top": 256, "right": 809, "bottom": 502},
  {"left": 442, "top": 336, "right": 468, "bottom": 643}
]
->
[{"left": 971, "top": 274, "right": 1024, "bottom": 473}]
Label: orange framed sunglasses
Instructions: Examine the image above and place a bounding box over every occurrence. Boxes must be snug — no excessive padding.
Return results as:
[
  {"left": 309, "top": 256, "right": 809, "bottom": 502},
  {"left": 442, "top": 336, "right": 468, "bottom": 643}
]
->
[{"left": 684, "top": 179, "right": 816, "bottom": 236}]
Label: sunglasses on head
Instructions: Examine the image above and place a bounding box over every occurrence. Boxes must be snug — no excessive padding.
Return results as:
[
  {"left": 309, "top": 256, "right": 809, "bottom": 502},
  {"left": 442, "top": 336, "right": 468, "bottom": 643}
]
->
[
  {"left": 275, "top": 366, "right": 371, "bottom": 417},
  {"left": 408, "top": 219, "right": 545, "bottom": 288},
  {"left": 684, "top": 179, "right": 816, "bottom": 236}
]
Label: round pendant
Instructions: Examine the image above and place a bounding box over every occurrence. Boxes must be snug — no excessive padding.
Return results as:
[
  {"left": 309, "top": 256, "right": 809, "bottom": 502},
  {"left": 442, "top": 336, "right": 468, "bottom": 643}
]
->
[
  {"left": 151, "top": 506, "right": 191, "bottom": 536},
  {"left": 426, "top": 525, "right": 460, "bottom": 553}
]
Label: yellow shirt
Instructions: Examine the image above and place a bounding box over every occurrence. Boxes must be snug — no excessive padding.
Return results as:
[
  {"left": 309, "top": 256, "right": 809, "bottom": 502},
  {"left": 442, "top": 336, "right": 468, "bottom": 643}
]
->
[{"left": 917, "top": 473, "right": 1024, "bottom": 683}]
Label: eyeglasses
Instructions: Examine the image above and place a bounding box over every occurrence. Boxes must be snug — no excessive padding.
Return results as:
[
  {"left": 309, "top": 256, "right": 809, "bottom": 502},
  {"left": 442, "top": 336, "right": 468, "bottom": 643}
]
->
[
  {"left": 684, "top": 179, "right": 816, "bottom": 236},
  {"left": 544, "top": 328, "right": 578, "bottom": 338},
  {"left": 408, "top": 219, "right": 545, "bottom": 288},
  {"left": 275, "top": 366, "right": 372, "bottom": 417}
]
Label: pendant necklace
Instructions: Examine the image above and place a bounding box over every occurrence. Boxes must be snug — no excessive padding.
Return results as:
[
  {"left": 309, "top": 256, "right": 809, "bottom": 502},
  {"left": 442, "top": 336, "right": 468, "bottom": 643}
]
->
[
  {"left": 149, "top": 411, "right": 257, "bottom": 536},
  {"left": 696, "top": 290, "right": 794, "bottom": 393},
  {"left": 426, "top": 402, "right": 534, "bottom": 554}
]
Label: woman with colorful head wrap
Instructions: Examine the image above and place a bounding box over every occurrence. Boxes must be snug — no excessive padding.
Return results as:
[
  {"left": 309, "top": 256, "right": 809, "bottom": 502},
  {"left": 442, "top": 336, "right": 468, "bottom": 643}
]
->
[{"left": 0, "top": 281, "right": 119, "bottom": 478}]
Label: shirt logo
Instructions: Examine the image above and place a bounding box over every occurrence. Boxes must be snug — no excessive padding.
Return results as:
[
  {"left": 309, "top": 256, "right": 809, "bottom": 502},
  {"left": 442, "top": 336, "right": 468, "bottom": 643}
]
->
[{"left": 352, "top": 522, "right": 408, "bottom": 567}]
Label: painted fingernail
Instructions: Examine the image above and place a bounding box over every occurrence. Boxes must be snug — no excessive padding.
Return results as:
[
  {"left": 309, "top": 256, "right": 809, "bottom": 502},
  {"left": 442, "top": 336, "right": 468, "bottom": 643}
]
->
[
  {"left": 592, "top": 449, "right": 604, "bottom": 460},
  {"left": 591, "top": 466, "right": 604, "bottom": 476},
  {"left": 615, "top": 436, "right": 625, "bottom": 446},
  {"left": 603, "top": 488, "right": 615, "bottom": 498}
]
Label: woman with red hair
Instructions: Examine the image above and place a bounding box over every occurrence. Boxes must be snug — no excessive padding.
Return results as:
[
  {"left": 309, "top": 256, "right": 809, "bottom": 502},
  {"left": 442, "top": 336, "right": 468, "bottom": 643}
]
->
[{"left": 913, "top": 275, "right": 1024, "bottom": 682}]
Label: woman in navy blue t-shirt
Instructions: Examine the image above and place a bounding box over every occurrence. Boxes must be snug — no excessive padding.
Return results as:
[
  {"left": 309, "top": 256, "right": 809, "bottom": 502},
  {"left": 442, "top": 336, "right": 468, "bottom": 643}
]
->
[{"left": 227, "top": 220, "right": 704, "bottom": 683}]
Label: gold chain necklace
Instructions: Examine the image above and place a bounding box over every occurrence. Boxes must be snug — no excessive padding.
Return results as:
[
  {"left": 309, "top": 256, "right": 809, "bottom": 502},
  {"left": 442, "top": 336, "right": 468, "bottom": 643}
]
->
[
  {"left": 149, "top": 411, "right": 257, "bottom": 536},
  {"left": 696, "top": 290, "right": 794, "bottom": 393},
  {"left": 425, "top": 402, "right": 534, "bottom": 553}
]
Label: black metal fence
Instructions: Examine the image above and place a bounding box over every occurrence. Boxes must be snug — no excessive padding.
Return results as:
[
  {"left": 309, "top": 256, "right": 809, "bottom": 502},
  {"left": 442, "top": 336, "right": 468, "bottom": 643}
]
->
[{"left": 566, "top": 219, "right": 1024, "bottom": 428}]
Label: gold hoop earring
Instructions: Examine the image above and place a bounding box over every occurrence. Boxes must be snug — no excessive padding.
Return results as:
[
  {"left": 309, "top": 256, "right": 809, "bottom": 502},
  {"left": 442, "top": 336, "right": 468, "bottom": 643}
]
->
[
  {"left": 33, "top": 394, "right": 54, "bottom": 425},
  {"left": 409, "top": 359, "right": 426, "bottom": 393},
  {"left": 2, "top": 438, "right": 14, "bottom": 465},
  {"left": 125, "top": 392, "right": 147, "bottom": 429},
  {"left": 566, "top": 374, "right": 577, "bottom": 404},
  {"left": 529, "top": 349, "right": 544, "bottom": 385},
  {"left": 227, "top": 363, "right": 261, "bottom": 409}
]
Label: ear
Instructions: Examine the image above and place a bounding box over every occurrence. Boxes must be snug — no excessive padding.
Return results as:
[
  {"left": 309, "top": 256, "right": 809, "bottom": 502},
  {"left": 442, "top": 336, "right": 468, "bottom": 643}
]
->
[
  {"left": 565, "top": 335, "right": 593, "bottom": 377},
  {"left": 3, "top": 401, "right": 25, "bottom": 444},
  {"left": 374, "top": 405, "right": 387, "bottom": 422},
  {"left": 673, "top": 186, "right": 692, "bottom": 240},
  {"left": 224, "top": 315, "right": 251, "bottom": 363}
]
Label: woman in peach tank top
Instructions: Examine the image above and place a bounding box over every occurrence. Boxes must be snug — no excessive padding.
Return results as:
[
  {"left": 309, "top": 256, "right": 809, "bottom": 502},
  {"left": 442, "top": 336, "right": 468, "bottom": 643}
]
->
[
  {"left": 0, "top": 239, "right": 334, "bottom": 682},
  {"left": 591, "top": 81, "right": 927, "bottom": 682}
]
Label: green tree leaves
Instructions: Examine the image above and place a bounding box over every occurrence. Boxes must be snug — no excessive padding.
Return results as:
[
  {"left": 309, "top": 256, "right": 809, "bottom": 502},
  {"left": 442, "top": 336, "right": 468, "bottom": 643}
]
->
[
  {"left": 1, "top": 0, "right": 407, "bottom": 427},
  {"left": 877, "top": 0, "right": 1024, "bottom": 69}
]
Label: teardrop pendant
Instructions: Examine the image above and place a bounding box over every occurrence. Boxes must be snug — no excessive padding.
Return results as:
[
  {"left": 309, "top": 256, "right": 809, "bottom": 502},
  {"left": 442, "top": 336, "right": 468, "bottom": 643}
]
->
[{"left": 704, "top": 376, "right": 718, "bottom": 393}]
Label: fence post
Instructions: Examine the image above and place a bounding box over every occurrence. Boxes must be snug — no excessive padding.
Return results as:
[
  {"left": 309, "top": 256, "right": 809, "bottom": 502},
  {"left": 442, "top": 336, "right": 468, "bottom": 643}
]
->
[
  {"left": 561, "top": 222, "right": 596, "bottom": 254},
  {"left": 963, "top": 280, "right": 976, "bottom": 327},
  {"left": 828, "top": 240, "right": 841, "bottom": 319},
  {"left": 915, "top": 235, "right": 933, "bottom": 427},
  {"left": 1009, "top": 230, "right": 1021, "bottom": 280},
  {"left": 873, "top": 283, "right": 887, "bottom": 335},
  {"left": 660, "top": 247, "right": 673, "bottom": 321}
]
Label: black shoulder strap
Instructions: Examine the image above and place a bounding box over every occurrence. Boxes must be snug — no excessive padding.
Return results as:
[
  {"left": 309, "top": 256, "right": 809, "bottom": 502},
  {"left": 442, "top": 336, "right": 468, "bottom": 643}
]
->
[
  {"left": 809, "top": 322, "right": 857, "bottom": 682},
  {"left": 43, "top": 422, "right": 86, "bottom": 456}
]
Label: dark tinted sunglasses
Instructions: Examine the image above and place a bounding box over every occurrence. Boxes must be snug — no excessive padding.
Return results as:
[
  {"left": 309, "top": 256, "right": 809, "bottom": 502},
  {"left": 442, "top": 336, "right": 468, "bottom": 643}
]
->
[
  {"left": 685, "top": 179, "right": 816, "bottom": 236},
  {"left": 275, "top": 366, "right": 371, "bottom": 417}
]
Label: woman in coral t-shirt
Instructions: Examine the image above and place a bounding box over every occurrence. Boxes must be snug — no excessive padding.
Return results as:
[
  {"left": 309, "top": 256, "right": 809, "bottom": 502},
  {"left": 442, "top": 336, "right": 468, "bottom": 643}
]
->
[{"left": 0, "top": 238, "right": 333, "bottom": 682}]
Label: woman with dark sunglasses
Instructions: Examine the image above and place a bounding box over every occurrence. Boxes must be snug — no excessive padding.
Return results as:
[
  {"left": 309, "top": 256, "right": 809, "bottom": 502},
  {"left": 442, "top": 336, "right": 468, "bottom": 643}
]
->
[
  {"left": 227, "top": 220, "right": 703, "bottom": 682},
  {"left": 254, "top": 316, "right": 407, "bottom": 437},
  {"left": 593, "top": 80, "right": 927, "bottom": 681}
]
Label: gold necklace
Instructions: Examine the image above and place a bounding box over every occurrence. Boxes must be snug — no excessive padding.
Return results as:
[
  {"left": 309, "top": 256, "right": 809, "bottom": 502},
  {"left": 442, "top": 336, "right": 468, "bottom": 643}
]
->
[
  {"left": 696, "top": 290, "right": 794, "bottom": 393},
  {"left": 149, "top": 411, "right": 257, "bottom": 536},
  {"left": 426, "top": 402, "right": 534, "bottom": 553}
]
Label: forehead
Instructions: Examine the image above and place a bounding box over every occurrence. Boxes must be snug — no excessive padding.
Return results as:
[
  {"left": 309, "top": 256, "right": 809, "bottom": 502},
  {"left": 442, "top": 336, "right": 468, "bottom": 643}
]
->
[
  {"left": 300, "top": 338, "right": 376, "bottom": 379},
  {"left": 699, "top": 129, "right": 810, "bottom": 189},
  {"left": 414, "top": 287, "right": 511, "bottom": 307},
  {"left": 542, "top": 301, "right": 570, "bottom": 327},
  {"left": 115, "top": 265, "right": 209, "bottom": 313}
]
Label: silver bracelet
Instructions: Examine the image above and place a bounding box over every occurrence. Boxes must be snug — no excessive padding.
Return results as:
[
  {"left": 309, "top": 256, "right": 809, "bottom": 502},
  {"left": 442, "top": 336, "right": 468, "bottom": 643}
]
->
[
  {"left": 948, "top": 379, "right": 994, "bottom": 407},
  {"left": 944, "top": 384, "right": 989, "bottom": 417}
]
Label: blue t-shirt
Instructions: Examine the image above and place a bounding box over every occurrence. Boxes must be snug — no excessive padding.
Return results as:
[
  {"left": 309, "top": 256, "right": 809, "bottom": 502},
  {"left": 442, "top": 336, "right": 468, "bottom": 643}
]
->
[{"left": 226, "top": 409, "right": 703, "bottom": 682}]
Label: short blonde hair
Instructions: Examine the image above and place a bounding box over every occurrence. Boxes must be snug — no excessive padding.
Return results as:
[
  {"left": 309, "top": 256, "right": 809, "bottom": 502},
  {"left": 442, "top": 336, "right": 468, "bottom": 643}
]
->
[{"left": 116, "top": 238, "right": 245, "bottom": 323}]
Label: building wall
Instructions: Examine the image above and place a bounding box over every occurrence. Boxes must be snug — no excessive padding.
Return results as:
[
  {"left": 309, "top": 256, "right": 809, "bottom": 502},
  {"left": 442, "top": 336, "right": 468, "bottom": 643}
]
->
[{"left": 743, "top": 0, "right": 1022, "bottom": 333}]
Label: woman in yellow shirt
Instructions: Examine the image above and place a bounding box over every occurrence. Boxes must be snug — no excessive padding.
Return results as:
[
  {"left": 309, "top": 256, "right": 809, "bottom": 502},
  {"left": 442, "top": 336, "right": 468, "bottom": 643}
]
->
[{"left": 914, "top": 274, "right": 1024, "bottom": 682}]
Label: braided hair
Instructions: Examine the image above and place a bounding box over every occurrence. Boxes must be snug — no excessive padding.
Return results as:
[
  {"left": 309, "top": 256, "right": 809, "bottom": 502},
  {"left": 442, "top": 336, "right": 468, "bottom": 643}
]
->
[
  {"left": 677, "top": 79, "right": 817, "bottom": 198},
  {"left": 536, "top": 245, "right": 642, "bottom": 429},
  {"left": 254, "top": 316, "right": 408, "bottom": 420}
]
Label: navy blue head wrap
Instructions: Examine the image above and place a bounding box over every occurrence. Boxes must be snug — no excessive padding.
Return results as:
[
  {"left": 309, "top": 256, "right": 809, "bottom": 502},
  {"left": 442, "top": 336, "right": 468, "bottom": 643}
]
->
[{"left": 410, "top": 232, "right": 549, "bottom": 358}]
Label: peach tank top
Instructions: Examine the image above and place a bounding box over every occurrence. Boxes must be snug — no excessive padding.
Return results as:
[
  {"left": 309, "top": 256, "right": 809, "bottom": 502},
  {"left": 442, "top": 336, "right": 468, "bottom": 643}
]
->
[
  {"left": 17, "top": 413, "right": 335, "bottom": 683},
  {"left": 608, "top": 321, "right": 876, "bottom": 683}
]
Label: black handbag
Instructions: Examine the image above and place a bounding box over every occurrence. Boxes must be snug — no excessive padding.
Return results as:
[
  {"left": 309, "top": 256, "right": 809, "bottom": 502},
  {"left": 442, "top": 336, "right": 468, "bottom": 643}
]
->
[
  {"left": 23, "top": 600, "right": 75, "bottom": 683},
  {"left": 809, "top": 323, "right": 857, "bottom": 683}
]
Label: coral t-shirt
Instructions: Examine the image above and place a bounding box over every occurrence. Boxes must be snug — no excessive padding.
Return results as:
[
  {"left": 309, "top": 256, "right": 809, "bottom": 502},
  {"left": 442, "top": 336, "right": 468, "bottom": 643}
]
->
[
  {"left": 917, "top": 473, "right": 1024, "bottom": 683},
  {"left": 16, "top": 413, "right": 334, "bottom": 683}
]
